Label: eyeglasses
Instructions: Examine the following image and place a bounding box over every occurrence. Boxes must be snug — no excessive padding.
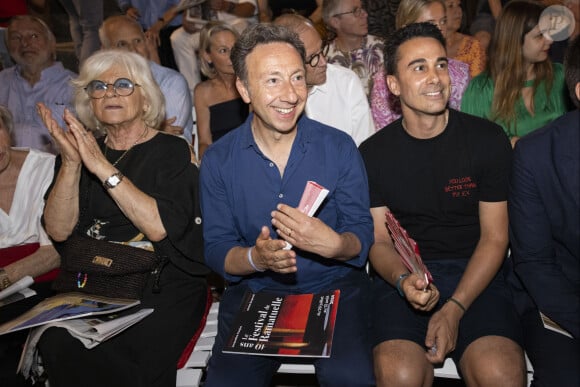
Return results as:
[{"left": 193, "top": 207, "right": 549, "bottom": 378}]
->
[
  {"left": 84, "top": 78, "right": 141, "bottom": 99},
  {"left": 306, "top": 43, "right": 330, "bottom": 67},
  {"left": 332, "top": 6, "right": 366, "bottom": 18}
]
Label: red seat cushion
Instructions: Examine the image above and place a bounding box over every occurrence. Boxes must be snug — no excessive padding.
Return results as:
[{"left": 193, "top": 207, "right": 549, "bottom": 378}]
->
[{"left": 177, "top": 286, "right": 213, "bottom": 369}]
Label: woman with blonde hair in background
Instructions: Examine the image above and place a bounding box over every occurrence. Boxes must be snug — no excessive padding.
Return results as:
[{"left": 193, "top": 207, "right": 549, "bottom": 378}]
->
[{"left": 194, "top": 21, "right": 248, "bottom": 160}]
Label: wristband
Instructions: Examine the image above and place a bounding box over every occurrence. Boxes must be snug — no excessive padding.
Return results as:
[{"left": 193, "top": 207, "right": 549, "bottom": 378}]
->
[
  {"left": 446, "top": 297, "right": 466, "bottom": 313},
  {"left": 395, "top": 273, "right": 409, "bottom": 298},
  {"left": 247, "top": 247, "right": 265, "bottom": 272}
]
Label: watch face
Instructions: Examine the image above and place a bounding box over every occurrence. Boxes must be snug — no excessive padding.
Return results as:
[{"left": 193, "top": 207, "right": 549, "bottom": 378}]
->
[
  {"left": 108, "top": 175, "right": 121, "bottom": 186},
  {"left": 105, "top": 173, "right": 123, "bottom": 189}
]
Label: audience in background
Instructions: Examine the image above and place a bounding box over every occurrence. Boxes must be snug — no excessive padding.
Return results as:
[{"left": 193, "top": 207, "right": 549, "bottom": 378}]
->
[
  {"left": 445, "top": 0, "right": 485, "bottom": 77},
  {"left": 508, "top": 35, "right": 579, "bottom": 387},
  {"left": 469, "top": 0, "right": 506, "bottom": 52},
  {"left": 360, "top": 22, "right": 526, "bottom": 387},
  {"left": 100, "top": 15, "right": 194, "bottom": 144},
  {"left": 170, "top": 0, "right": 257, "bottom": 98},
  {"left": 0, "top": 15, "right": 76, "bottom": 154},
  {"left": 117, "top": 0, "right": 183, "bottom": 70},
  {"left": 461, "top": 0, "right": 568, "bottom": 147},
  {"left": 58, "top": 0, "right": 104, "bottom": 65},
  {"left": 370, "top": 0, "right": 470, "bottom": 129},
  {"left": 274, "top": 13, "right": 375, "bottom": 145},
  {"left": 258, "top": 0, "right": 322, "bottom": 22},
  {"left": 323, "top": 0, "right": 385, "bottom": 99},
  {"left": 365, "top": 0, "right": 400, "bottom": 39},
  {"left": 0, "top": 0, "right": 27, "bottom": 70},
  {"left": 549, "top": 0, "right": 580, "bottom": 63},
  {"left": 194, "top": 21, "right": 248, "bottom": 160}
]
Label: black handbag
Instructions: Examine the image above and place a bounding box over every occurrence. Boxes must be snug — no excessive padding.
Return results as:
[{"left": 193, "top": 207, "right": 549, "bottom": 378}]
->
[
  {"left": 52, "top": 233, "right": 161, "bottom": 300},
  {"left": 51, "top": 168, "right": 164, "bottom": 300}
]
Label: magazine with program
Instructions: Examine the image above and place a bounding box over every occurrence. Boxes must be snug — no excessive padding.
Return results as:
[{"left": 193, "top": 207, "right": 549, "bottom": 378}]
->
[
  {"left": 17, "top": 307, "right": 154, "bottom": 378},
  {"left": 0, "top": 276, "right": 36, "bottom": 308},
  {"left": 0, "top": 292, "right": 141, "bottom": 335},
  {"left": 223, "top": 289, "right": 340, "bottom": 358}
]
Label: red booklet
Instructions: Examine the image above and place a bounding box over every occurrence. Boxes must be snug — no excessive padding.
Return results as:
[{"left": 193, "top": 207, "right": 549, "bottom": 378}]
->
[
  {"left": 223, "top": 289, "right": 340, "bottom": 357},
  {"left": 385, "top": 210, "right": 433, "bottom": 286}
]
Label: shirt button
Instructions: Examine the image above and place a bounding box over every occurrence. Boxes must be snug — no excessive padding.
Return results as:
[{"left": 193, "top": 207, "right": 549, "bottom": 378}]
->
[
  {"left": 269, "top": 162, "right": 274, "bottom": 167},
  {"left": 278, "top": 193, "right": 284, "bottom": 198}
]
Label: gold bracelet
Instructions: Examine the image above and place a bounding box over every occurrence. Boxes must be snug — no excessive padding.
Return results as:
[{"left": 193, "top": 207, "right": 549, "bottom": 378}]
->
[{"left": 0, "top": 268, "right": 12, "bottom": 291}]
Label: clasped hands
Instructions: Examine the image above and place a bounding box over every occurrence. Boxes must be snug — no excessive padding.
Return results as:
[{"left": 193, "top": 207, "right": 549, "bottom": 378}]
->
[
  {"left": 37, "top": 103, "right": 108, "bottom": 175},
  {"left": 250, "top": 204, "right": 341, "bottom": 273}
]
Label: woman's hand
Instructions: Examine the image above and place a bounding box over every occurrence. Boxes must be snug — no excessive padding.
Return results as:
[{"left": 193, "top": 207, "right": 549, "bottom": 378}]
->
[
  {"left": 60, "top": 109, "right": 110, "bottom": 175},
  {"left": 37, "top": 103, "right": 81, "bottom": 166}
]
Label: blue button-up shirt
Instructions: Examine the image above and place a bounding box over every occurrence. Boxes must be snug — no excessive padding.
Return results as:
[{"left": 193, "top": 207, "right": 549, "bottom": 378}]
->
[
  {"left": 150, "top": 61, "right": 193, "bottom": 143},
  {"left": 0, "top": 62, "right": 75, "bottom": 154},
  {"left": 200, "top": 114, "right": 373, "bottom": 293}
]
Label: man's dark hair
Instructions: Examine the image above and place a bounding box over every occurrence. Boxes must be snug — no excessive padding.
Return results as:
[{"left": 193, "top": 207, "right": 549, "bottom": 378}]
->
[
  {"left": 384, "top": 22, "right": 446, "bottom": 76},
  {"left": 564, "top": 35, "right": 580, "bottom": 109},
  {"left": 231, "top": 23, "right": 306, "bottom": 83}
]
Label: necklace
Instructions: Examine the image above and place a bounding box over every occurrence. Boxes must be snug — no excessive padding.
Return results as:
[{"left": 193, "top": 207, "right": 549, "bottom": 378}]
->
[{"left": 104, "top": 126, "right": 149, "bottom": 167}]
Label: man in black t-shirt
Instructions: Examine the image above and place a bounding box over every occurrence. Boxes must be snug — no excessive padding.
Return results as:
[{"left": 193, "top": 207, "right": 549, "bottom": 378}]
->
[{"left": 359, "top": 22, "right": 526, "bottom": 387}]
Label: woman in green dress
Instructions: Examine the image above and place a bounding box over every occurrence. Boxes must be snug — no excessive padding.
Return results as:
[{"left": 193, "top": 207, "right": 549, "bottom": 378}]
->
[{"left": 461, "top": 0, "right": 568, "bottom": 147}]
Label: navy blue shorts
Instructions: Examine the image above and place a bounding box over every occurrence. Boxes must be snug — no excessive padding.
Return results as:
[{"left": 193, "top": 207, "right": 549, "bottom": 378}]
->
[{"left": 371, "top": 259, "right": 523, "bottom": 364}]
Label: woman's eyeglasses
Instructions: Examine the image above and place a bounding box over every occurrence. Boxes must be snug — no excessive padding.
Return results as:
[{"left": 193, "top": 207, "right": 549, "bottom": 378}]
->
[
  {"left": 84, "top": 78, "right": 141, "bottom": 99},
  {"left": 306, "top": 43, "right": 330, "bottom": 67}
]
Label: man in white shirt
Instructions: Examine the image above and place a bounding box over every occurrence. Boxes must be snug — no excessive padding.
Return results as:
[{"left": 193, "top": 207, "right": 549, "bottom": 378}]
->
[{"left": 274, "top": 13, "right": 374, "bottom": 146}]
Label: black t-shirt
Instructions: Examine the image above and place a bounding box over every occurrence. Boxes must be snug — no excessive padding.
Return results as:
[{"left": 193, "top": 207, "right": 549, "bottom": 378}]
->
[{"left": 359, "top": 109, "right": 511, "bottom": 260}]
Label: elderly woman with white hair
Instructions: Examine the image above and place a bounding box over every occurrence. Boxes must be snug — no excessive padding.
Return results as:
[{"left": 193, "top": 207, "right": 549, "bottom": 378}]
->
[{"left": 36, "top": 49, "right": 209, "bottom": 387}]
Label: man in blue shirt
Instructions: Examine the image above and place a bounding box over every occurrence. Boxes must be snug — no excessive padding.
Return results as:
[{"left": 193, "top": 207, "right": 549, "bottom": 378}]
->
[
  {"left": 200, "top": 23, "right": 374, "bottom": 386},
  {"left": 0, "top": 15, "right": 76, "bottom": 154}
]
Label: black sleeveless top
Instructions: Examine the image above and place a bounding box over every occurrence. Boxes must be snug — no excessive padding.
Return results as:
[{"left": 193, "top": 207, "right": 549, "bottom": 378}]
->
[{"left": 209, "top": 97, "right": 249, "bottom": 141}]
